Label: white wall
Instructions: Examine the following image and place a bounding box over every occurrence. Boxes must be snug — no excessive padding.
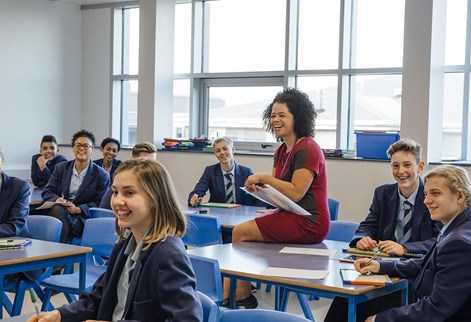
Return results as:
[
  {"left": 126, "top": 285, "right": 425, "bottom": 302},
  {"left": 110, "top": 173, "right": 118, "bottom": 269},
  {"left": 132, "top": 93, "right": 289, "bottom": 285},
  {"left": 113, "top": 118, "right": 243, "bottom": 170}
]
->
[{"left": 0, "top": 0, "right": 81, "bottom": 169}]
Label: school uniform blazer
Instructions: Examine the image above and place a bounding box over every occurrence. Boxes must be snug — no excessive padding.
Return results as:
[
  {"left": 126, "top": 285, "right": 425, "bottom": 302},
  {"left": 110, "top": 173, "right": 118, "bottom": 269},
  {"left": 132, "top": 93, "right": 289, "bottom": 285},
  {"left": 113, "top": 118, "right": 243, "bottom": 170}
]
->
[
  {"left": 188, "top": 162, "right": 263, "bottom": 206},
  {"left": 350, "top": 179, "right": 441, "bottom": 254},
  {"left": 0, "top": 172, "right": 31, "bottom": 237},
  {"left": 376, "top": 209, "right": 471, "bottom": 322},
  {"left": 93, "top": 158, "right": 122, "bottom": 183},
  {"left": 58, "top": 235, "right": 203, "bottom": 322},
  {"left": 30, "top": 154, "right": 67, "bottom": 188},
  {"left": 41, "top": 160, "right": 110, "bottom": 221}
]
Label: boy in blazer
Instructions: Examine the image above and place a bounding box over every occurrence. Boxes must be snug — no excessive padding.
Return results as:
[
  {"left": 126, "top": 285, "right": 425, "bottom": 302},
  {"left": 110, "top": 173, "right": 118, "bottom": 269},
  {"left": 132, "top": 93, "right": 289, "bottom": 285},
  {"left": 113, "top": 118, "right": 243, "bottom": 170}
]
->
[
  {"left": 188, "top": 137, "right": 263, "bottom": 207},
  {"left": 31, "top": 135, "right": 67, "bottom": 188}
]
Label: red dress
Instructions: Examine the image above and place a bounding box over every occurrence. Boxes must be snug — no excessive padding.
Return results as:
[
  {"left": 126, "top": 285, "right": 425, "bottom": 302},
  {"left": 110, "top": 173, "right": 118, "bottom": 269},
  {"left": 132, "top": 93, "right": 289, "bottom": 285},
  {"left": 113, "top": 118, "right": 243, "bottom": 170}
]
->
[{"left": 255, "top": 137, "right": 330, "bottom": 243}]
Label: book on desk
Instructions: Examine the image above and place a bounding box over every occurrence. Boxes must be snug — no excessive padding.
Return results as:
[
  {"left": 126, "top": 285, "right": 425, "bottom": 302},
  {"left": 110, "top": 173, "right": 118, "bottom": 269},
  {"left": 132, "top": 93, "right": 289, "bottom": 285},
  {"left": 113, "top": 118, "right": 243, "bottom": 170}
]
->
[
  {"left": 200, "top": 202, "right": 241, "bottom": 209},
  {"left": 340, "top": 269, "right": 392, "bottom": 286},
  {"left": 0, "top": 238, "right": 32, "bottom": 250}
]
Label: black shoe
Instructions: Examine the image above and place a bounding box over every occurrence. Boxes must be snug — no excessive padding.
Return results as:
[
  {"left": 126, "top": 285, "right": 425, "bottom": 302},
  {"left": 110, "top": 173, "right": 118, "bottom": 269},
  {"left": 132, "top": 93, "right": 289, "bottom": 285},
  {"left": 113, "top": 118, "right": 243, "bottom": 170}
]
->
[
  {"left": 235, "top": 294, "right": 258, "bottom": 309},
  {"left": 221, "top": 298, "right": 230, "bottom": 308},
  {"left": 251, "top": 283, "right": 258, "bottom": 293}
]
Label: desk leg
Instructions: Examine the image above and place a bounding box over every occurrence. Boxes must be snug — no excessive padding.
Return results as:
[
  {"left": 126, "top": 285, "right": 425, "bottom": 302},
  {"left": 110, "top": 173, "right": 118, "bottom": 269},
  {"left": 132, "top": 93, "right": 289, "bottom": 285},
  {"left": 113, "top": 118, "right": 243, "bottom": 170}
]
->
[
  {"left": 78, "top": 257, "right": 86, "bottom": 294},
  {"left": 229, "top": 278, "right": 237, "bottom": 309},
  {"left": 347, "top": 296, "right": 356, "bottom": 322}
]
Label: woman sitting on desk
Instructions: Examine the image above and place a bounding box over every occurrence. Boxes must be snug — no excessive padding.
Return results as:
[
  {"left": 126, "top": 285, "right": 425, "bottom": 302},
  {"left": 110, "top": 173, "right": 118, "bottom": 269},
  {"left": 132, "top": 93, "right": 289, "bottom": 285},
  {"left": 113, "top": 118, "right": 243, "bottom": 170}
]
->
[
  {"left": 222, "top": 88, "right": 330, "bottom": 309},
  {"left": 348, "top": 165, "right": 471, "bottom": 322}
]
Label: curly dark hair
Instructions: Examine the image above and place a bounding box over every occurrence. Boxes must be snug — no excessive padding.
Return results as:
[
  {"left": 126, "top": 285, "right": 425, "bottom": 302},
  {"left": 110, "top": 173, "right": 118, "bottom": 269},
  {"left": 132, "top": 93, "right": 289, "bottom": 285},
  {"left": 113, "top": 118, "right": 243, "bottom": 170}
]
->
[
  {"left": 100, "top": 137, "right": 121, "bottom": 151},
  {"left": 71, "top": 129, "right": 96, "bottom": 147},
  {"left": 262, "top": 88, "right": 317, "bottom": 141}
]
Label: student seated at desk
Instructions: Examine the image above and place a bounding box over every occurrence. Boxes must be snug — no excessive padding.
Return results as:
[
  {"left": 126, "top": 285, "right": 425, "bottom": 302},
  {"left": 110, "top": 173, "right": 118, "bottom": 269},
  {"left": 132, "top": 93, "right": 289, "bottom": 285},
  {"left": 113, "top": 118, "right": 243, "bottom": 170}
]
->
[
  {"left": 337, "top": 165, "right": 471, "bottom": 322},
  {"left": 31, "top": 135, "right": 67, "bottom": 188},
  {"left": 99, "top": 141, "right": 157, "bottom": 209},
  {"left": 28, "top": 159, "right": 202, "bottom": 322},
  {"left": 350, "top": 139, "right": 441, "bottom": 256},
  {"left": 224, "top": 88, "right": 330, "bottom": 309},
  {"left": 93, "top": 137, "right": 122, "bottom": 182},
  {"left": 42, "top": 129, "right": 110, "bottom": 243},
  {"left": 188, "top": 136, "right": 263, "bottom": 207},
  {"left": 1, "top": 148, "right": 42, "bottom": 281}
]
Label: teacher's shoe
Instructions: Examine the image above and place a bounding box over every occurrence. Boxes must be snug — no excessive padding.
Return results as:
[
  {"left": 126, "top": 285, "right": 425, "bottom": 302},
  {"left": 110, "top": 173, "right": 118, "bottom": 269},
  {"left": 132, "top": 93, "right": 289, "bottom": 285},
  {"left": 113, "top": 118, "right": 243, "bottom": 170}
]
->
[{"left": 236, "top": 294, "right": 258, "bottom": 309}]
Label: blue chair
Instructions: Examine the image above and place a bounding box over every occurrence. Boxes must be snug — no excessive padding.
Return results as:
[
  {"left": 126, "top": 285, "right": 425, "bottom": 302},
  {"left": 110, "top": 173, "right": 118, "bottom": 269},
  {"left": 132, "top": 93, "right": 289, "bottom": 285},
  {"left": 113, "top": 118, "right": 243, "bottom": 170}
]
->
[
  {"left": 220, "top": 309, "right": 311, "bottom": 322},
  {"left": 188, "top": 254, "right": 223, "bottom": 304},
  {"left": 198, "top": 291, "right": 219, "bottom": 322},
  {"left": 2, "top": 215, "right": 62, "bottom": 316},
  {"left": 40, "top": 218, "right": 117, "bottom": 311},
  {"left": 328, "top": 198, "right": 340, "bottom": 221},
  {"left": 183, "top": 213, "right": 223, "bottom": 247},
  {"left": 326, "top": 220, "right": 359, "bottom": 242},
  {"left": 89, "top": 207, "right": 115, "bottom": 218}
]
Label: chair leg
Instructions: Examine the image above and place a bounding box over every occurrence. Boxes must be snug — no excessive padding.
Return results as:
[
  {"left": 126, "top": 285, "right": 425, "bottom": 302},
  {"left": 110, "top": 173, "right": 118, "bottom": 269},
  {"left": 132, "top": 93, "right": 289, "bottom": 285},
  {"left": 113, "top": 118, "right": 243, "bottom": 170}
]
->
[
  {"left": 64, "top": 292, "right": 77, "bottom": 303},
  {"left": 41, "top": 289, "right": 54, "bottom": 311},
  {"left": 2, "top": 292, "right": 13, "bottom": 316},
  {"left": 295, "top": 292, "right": 315, "bottom": 321}
]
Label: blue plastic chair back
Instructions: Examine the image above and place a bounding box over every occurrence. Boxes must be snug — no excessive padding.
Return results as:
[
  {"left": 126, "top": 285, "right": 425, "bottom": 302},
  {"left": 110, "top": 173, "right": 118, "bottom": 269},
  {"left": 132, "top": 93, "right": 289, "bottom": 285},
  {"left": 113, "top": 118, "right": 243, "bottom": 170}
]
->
[
  {"left": 27, "top": 215, "right": 62, "bottom": 242},
  {"left": 220, "top": 309, "right": 311, "bottom": 322},
  {"left": 326, "top": 220, "right": 359, "bottom": 242},
  {"left": 182, "top": 213, "right": 222, "bottom": 247},
  {"left": 89, "top": 207, "right": 115, "bottom": 218},
  {"left": 188, "top": 254, "right": 223, "bottom": 303},
  {"left": 328, "top": 198, "right": 340, "bottom": 221},
  {"left": 198, "top": 291, "right": 219, "bottom": 322},
  {"left": 81, "top": 217, "right": 118, "bottom": 259}
]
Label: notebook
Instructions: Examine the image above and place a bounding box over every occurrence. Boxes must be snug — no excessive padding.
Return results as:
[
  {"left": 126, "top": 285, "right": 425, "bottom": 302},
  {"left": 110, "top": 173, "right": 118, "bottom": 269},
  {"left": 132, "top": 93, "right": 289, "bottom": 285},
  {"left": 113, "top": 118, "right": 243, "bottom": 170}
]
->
[
  {"left": 0, "top": 238, "right": 32, "bottom": 249},
  {"left": 340, "top": 269, "right": 392, "bottom": 286},
  {"left": 344, "top": 248, "right": 391, "bottom": 257},
  {"left": 200, "top": 202, "right": 241, "bottom": 209}
]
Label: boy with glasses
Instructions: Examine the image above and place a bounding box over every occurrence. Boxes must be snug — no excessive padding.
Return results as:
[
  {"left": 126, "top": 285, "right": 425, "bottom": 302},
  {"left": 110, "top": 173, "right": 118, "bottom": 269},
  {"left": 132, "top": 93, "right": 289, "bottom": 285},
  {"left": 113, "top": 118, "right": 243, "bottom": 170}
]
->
[{"left": 42, "top": 129, "right": 110, "bottom": 243}]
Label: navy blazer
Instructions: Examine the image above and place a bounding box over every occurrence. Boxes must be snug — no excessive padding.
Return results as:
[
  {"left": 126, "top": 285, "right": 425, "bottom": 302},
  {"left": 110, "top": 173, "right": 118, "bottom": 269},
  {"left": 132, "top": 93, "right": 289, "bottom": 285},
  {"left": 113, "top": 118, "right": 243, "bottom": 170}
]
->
[
  {"left": 188, "top": 162, "right": 263, "bottom": 207},
  {"left": 30, "top": 154, "right": 67, "bottom": 188},
  {"left": 42, "top": 160, "right": 110, "bottom": 221},
  {"left": 377, "top": 209, "right": 471, "bottom": 322},
  {"left": 350, "top": 179, "right": 441, "bottom": 254},
  {"left": 0, "top": 172, "right": 31, "bottom": 237},
  {"left": 58, "top": 235, "right": 202, "bottom": 322},
  {"left": 93, "top": 158, "right": 122, "bottom": 183}
]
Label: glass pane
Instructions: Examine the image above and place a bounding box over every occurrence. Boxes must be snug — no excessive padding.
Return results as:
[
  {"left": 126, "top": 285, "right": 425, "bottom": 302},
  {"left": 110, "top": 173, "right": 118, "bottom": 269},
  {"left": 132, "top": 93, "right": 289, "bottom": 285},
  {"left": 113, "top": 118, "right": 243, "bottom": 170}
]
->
[
  {"left": 174, "top": 3, "right": 192, "bottom": 73},
  {"left": 121, "top": 80, "right": 138, "bottom": 146},
  {"left": 445, "top": 0, "right": 467, "bottom": 65},
  {"left": 205, "top": 0, "right": 285, "bottom": 72},
  {"left": 123, "top": 8, "right": 139, "bottom": 75},
  {"left": 297, "top": 76, "right": 338, "bottom": 149},
  {"left": 208, "top": 86, "right": 283, "bottom": 141},
  {"left": 353, "top": 0, "right": 405, "bottom": 68},
  {"left": 173, "top": 79, "right": 190, "bottom": 139},
  {"left": 352, "top": 74, "right": 402, "bottom": 133},
  {"left": 442, "top": 73, "right": 463, "bottom": 160},
  {"left": 298, "top": 0, "right": 341, "bottom": 70}
]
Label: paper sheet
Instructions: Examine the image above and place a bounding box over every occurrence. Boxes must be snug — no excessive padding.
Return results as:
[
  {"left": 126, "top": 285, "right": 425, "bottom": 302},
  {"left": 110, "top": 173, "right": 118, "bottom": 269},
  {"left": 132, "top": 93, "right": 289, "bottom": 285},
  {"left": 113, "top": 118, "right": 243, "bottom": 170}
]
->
[
  {"left": 262, "top": 267, "right": 329, "bottom": 280},
  {"left": 280, "top": 247, "right": 337, "bottom": 257},
  {"left": 241, "top": 185, "right": 311, "bottom": 216},
  {"left": 35, "top": 201, "right": 68, "bottom": 210}
]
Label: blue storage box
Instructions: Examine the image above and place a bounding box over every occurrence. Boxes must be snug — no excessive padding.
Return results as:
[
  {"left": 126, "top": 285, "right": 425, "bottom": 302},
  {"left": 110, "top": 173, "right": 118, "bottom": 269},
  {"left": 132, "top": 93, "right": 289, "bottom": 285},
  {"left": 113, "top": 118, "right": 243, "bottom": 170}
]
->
[{"left": 355, "top": 131, "right": 400, "bottom": 159}]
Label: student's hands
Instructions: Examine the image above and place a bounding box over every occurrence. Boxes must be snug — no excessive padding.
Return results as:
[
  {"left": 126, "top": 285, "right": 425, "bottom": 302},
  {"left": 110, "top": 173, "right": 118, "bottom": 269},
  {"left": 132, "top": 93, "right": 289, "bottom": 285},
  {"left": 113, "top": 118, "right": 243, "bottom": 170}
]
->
[
  {"left": 189, "top": 194, "right": 203, "bottom": 207},
  {"left": 354, "top": 257, "right": 380, "bottom": 275},
  {"left": 64, "top": 203, "right": 82, "bottom": 215},
  {"left": 377, "top": 240, "right": 407, "bottom": 256},
  {"left": 245, "top": 173, "right": 268, "bottom": 192},
  {"left": 365, "top": 316, "right": 375, "bottom": 322},
  {"left": 356, "top": 237, "right": 377, "bottom": 251},
  {"left": 36, "top": 155, "right": 48, "bottom": 171},
  {"left": 26, "top": 310, "right": 61, "bottom": 322}
]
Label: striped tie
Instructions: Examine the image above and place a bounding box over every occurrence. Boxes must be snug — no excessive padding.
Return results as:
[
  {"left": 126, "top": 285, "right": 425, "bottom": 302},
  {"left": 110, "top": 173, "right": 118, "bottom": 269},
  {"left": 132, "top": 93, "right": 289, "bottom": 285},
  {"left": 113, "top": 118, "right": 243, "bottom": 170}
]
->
[
  {"left": 224, "top": 173, "right": 234, "bottom": 204},
  {"left": 402, "top": 200, "right": 413, "bottom": 243}
]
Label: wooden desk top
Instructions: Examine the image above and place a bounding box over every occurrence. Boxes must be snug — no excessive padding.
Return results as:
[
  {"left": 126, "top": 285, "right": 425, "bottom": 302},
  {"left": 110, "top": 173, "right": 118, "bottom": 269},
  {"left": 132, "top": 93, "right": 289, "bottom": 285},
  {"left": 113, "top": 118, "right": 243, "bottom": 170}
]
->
[
  {"left": 0, "top": 239, "right": 91, "bottom": 266},
  {"left": 184, "top": 205, "right": 265, "bottom": 228},
  {"left": 187, "top": 240, "right": 399, "bottom": 295}
]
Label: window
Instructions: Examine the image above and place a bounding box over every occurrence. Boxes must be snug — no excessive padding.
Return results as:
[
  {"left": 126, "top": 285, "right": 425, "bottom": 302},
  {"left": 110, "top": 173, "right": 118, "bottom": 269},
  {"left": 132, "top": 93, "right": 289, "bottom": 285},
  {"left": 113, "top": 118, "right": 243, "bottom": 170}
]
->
[
  {"left": 112, "top": 7, "right": 139, "bottom": 147},
  {"left": 173, "top": 0, "right": 405, "bottom": 153}
]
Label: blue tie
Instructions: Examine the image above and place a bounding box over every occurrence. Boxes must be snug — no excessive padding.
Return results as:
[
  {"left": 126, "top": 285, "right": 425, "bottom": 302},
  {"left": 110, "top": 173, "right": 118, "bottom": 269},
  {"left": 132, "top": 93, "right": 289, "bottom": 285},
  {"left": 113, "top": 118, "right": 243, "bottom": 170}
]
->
[{"left": 224, "top": 173, "right": 234, "bottom": 204}]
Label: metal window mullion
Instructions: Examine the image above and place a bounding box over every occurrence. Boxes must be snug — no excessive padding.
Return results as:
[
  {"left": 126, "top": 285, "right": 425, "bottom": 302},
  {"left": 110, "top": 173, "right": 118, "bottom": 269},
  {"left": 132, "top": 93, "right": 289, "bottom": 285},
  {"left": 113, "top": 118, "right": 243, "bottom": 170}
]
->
[{"left": 462, "top": 0, "right": 471, "bottom": 160}]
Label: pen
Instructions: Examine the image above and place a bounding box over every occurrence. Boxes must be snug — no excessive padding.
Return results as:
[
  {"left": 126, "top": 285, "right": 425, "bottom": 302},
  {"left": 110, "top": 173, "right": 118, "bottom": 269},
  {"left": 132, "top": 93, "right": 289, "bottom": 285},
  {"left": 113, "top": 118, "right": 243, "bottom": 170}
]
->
[
  {"left": 363, "top": 246, "right": 385, "bottom": 274},
  {"left": 29, "top": 288, "right": 40, "bottom": 319}
]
